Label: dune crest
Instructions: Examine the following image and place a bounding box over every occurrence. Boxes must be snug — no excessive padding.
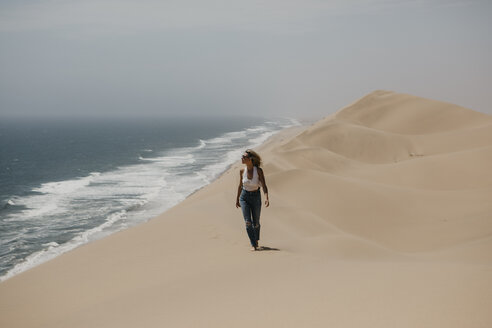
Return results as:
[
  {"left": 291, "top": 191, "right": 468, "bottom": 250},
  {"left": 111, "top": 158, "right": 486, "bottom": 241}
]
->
[{"left": 333, "top": 90, "right": 491, "bottom": 134}]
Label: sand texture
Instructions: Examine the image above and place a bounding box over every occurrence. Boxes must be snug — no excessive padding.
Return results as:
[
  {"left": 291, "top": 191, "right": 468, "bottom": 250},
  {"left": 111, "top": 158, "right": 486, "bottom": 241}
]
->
[{"left": 1, "top": 90, "right": 492, "bottom": 327}]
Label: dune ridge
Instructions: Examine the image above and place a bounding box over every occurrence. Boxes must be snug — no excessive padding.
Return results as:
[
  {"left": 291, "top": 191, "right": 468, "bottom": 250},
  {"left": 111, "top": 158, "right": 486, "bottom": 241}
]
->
[{"left": 1, "top": 90, "right": 491, "bottom": 328}]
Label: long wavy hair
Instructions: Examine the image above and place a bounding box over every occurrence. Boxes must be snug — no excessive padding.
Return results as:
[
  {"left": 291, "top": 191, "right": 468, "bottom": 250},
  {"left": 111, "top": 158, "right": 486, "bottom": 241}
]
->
[{"left": 245, "top": 149, "right": 262, "bottom": 167}]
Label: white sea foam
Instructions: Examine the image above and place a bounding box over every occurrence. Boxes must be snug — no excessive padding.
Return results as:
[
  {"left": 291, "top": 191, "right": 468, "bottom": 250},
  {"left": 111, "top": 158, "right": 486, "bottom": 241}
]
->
[
  {"left": 206, "top": 136, "right": 231, "bottom": 144},
  {"left": 246, "top": 126, "right": 268, "bottom": 133},
  {"left": 0, "top": 210, "right": 128, "bottom": 282},
  {"left": 196, "top": 139, "right": 207, "bottom": 149},
  {"left": 32, "top": 172, "right": 100, "bottom": 195},
  {"left": 249, "top": 131, "right": 277, "bottom": 147},
  {"left": 12, "top": 173, "right": 101, "bottom": 219},
  {"left": 0, "top": 118, "right": 301, "bottom": 281}
]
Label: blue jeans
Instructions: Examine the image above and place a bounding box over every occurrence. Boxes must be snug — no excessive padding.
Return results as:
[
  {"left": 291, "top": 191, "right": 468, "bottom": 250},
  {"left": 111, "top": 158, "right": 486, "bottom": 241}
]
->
[{"left": 239, "top": 188, "right": 261, "bottom": 247}]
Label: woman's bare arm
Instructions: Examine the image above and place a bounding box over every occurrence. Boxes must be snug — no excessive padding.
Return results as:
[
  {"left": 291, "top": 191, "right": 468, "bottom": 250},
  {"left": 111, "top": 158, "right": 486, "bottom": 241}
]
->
[
  {"left": 236, "top": 169, "right": 243, "bottom": 208},
  {"left": 257, "top": 167, "right": 270, "bottom": 207}
]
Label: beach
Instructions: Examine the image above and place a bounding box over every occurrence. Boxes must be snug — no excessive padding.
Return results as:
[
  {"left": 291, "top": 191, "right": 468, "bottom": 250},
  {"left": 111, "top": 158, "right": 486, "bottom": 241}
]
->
[{"left": 1, "top": 90, "right": 492, "bottom": 327}]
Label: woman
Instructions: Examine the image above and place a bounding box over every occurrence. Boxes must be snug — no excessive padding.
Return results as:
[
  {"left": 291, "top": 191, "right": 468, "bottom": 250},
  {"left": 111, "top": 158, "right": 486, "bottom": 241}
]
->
[{"left": 235, "top": 149, "right": 269, "bottom": 251}]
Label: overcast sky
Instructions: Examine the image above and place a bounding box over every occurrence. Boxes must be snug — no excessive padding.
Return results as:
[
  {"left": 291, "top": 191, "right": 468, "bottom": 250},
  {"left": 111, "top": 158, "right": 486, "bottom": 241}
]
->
[{"left": 1, "top": 0, "right": 491, "bottom": 120}]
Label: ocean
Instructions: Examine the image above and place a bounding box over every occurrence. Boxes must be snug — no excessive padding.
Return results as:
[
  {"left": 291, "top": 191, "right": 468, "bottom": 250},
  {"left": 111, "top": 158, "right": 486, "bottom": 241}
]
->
[{"left": 0, "top": 116, "right": 300, "bottom": 281}]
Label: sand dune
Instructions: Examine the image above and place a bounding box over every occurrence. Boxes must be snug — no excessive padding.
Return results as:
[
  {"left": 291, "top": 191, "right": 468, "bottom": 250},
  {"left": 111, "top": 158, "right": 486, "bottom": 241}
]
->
[
  {"left": 334, "top": 90, "right": 490, "bottom": 134},
  {"left": 1, "top": 90, "right": 491, "bottom": 328},
  {"left": 265, "top": 90, "right": 492, "bottom": 255},
  {"left": 284, "top": 120, "right": 418, "bottom": 164}
]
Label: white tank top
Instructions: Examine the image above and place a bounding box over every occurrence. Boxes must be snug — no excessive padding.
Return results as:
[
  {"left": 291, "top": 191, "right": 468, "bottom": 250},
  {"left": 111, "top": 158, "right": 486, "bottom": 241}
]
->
[{"left": 242, "top": 166, "right": 261, "bottom": 191}]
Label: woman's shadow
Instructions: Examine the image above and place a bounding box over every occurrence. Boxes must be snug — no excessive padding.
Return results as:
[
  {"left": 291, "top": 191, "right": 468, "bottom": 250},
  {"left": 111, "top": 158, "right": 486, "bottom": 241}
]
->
[{"left": 257, "top": 246, "right": 280, "bottom": 251}]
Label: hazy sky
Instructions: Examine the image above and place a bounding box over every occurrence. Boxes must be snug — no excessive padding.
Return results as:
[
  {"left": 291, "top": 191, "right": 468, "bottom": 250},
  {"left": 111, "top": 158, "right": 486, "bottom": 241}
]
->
[{"left": 1, "top": 0, "right": 491, "bottom": 120}]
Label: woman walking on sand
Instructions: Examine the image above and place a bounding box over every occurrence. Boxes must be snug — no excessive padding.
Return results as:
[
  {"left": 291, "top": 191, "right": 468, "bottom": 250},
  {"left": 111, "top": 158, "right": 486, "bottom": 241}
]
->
[{"left": 236, "top": 149, "right": 269, "bottom": 251}]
